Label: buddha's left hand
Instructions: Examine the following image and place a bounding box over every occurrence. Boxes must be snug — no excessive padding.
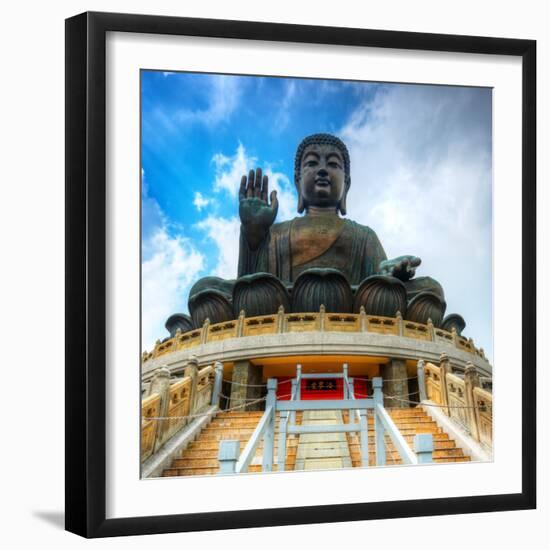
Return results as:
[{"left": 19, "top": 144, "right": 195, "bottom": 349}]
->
[{"left": 379, "top": 255, "right": 421, "bottom": 282}]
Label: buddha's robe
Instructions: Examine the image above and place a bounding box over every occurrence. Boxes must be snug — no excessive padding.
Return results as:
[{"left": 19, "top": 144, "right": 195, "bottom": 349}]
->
[
  {"left": 237, "top": 215, "right": 443, "bottom": 300},
  {"left": 238, "top": 216, "right": 387, "bottom": 287}
]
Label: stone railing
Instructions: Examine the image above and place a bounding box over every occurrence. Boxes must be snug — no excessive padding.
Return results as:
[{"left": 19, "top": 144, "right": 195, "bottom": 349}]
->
[
  {"left": 142, "top": 306, "right": 486, "bottom": 363},
  {"left": 141, "top": 393, "right": 161, "bottom": 461},
  {"left": 418, "top": 354, "right": 492, "bottom": 450},
  {"left": 473, "top": 386, "right": 493, "bottom": 449},
  {"left": 140, "top": 360, "right": 219, "bottom": 461}
]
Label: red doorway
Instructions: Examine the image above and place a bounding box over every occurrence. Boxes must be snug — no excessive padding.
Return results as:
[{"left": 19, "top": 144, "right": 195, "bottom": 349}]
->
[{"left": 275, "top": 376, "right": 368, "bottom": 400}]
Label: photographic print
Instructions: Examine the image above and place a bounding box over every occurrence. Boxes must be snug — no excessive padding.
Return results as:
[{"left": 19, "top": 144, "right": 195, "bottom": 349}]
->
[
  {"left": 139, "top": 70, "right": 493, "bottom": 478},
  {"left": 65, "top": 13, "right": 536, "bottom": 536}
]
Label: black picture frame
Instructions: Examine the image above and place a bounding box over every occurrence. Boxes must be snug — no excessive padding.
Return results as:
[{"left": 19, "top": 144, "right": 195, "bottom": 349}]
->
[{"left": 65, "top": 11, "right": 536, "bottom": 538}]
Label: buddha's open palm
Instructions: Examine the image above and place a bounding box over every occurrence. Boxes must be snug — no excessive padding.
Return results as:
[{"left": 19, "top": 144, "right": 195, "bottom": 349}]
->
[
  {"left": 379, "top": 255, "right": 421, "bottom": 281},
  {"left": 239, "top": 168, "right": 278, "bottom": 249}
]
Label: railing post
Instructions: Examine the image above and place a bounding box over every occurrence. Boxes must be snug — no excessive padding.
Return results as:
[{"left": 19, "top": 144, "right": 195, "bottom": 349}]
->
[
  {"left": 218, "top": 440, "right": 239, "bottom": 474},
  {"left": 414, "top": 434, "right": 434, "bottom": 463},
  {"left": 296, "top": 364, "right": 302, "bottom": 401},
  {"left": 451, "top": 327, "right": 459, "bottom": 348},
  {"left": 237, "top": 309, "right": 246, "bottom": 337},
  {"left": 290, "top": 378, "right": 297, "bottom": 425},
  {"left": 439, "top": 353, "right": 451, "bottom": 416},
  {"left": 427, "top": 318, "right": 435, "bottom": 341},
  {"left": 417, "top": 359, "right": 427, "bottom": 402},
  {"left": 373, "top": 377, "right": 386, "bottom": 466},
  {"left": 319, "top": 304, "right": 326, "bottom": 331},
  {"left": 183, "top": 356, "right": 199, "bottom": 414},
  {"left": 342, "top": 363, "right": 349, "bottom": 399},
  {"left": 201, "top": 317, "right": 210, "bottom": 344},
  {"left": 464, "top": 362, "right": 481, "bottom": 441},
  {"left": 277, "top": 410, "right": 288, "bottom": 472},
  {"left": 149, "top": 366, "right": 171, "bottom": 452},
  {"left": 262, "top": 378, "right": 277, "bottom": 471},
  {"left": 277, "top": 305, "right": 286, "bottom": 333},
  {"left": 211, "top": 361, "right": 223, "bottom": 406},
  {"left": 359, "top": 305, "right": 368, "bottom": 332},
  {"left": 348, "top": 378, "right": 355, "bottom": 428},
  {"left": 359, "top": 407, "right": 369, "bottom": 468},
  {"left": 396, "top": 310, "right": 404, "bottom": 336}
]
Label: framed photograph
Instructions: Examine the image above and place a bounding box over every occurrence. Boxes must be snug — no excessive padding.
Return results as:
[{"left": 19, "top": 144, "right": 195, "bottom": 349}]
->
[{"left": 65, "top": 11, "right": 536, "bottom": 538}]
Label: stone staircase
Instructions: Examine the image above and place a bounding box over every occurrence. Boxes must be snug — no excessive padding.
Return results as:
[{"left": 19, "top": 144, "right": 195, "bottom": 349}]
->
[
  {"left": 294, "top": 410, "right": 353, "bottom": 470},
  {"left": 162, "top": 411, "right": 303, "bottom": 477},
  {"left": 161, "top": 406, "right": 469, "bottom": 477},
  {"left": 344, "top": 407, "right": 471, "bottom": 465}
]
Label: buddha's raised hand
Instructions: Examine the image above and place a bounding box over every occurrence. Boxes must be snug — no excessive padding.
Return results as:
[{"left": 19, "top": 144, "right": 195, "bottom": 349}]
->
[{"left": 239, "top": 167, "right": 279, "bottom": 250}]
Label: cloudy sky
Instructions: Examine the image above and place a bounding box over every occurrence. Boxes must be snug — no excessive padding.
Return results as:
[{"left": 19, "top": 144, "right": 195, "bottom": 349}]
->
[{"left": 141, "top": 71, "right": 493, "bottom": 361}]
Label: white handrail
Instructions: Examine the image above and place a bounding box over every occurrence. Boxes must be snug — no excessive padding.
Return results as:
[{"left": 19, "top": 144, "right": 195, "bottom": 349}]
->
[
  {"left": 375, "top": 403, "right": 418, "bottom": 465},
  {"left": 235, "top": 405, "right": 274, "bottom": 473},
  {"left": 344, "top": 377, "right": 362, "bottom": 424}
]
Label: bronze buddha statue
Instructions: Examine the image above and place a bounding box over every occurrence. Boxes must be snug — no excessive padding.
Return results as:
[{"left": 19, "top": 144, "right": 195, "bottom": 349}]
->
[{"left": 182, "top": 134, "right": 457, "bottom": 331}]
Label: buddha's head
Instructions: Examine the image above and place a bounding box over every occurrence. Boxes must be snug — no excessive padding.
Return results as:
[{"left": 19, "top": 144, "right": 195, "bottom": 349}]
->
[{"left": 294, "top": 133, "right": 351, "bottom": 215}]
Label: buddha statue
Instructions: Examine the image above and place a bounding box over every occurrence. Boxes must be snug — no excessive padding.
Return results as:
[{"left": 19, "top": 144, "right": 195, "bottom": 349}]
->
[{"left": 181, "top": 134, "right": 460, "bottom": 332}]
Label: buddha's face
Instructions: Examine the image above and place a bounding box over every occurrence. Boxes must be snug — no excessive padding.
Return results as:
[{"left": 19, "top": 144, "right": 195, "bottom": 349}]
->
[{"left": 298, "top": 143, "right": 347, "bottom": 210}]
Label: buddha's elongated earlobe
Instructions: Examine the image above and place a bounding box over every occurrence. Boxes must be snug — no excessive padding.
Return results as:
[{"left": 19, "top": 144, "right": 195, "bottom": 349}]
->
[
  {"left": 297, "top": 193, "right": 305, "bottom": 213},
  {"left": 338, "top": 193, "right": 347, "bottom": 216}
]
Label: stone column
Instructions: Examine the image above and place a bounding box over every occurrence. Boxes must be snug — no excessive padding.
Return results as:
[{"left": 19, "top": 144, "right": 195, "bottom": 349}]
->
[
  {"left": 381, "top": 358, "right": 409, "bottom": 408},
  {"left": 439, "top": 352, "right": 452, "bottom": 415},
  {"left": 150, "top": 366, "right": 171, "bottom": 452},
  {"left": 183, "top": 355, "right": 199, "bottom": 413},
  {"left": 229, "top": 360, "right": 264, "bottom": 411},
  {"left": 464, "top": 362, "right": 481, "bottom": 441}
]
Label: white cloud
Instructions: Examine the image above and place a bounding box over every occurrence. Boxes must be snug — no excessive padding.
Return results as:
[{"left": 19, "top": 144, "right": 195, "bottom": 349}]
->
[
  {"left": 213, "top": 142, "right": 254, "bottom": 197},
  {"left": 340, "top": 85, "right": 493, "bottom": 359},
  {"left": 175, "top": 75, "right": 242, "bottom": 127},
  {"left": 142, "top": 179, "right": 166, "bottom": 242},
  {"left": 193, "top": 191, "right": 210, "bottom": 211},
  {"left": 196, "top": 216, "right": 241, "bottom": 280},
  {"left": 148, "top": 75, "right": 243, "bottom": 138},
  {"left": 142, "top": 172, "right": 205, "bottom": 350},
  {"left": 274, "top": 81, "right": 297, "bottom": 131},
  {"left": 142, "top": 228, "right": 205, "bottom": 351}
]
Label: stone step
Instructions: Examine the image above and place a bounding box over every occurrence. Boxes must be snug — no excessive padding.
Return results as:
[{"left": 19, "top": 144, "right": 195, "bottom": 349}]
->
[
  {"left": 348, "top": 448, "right": 467, "bottom": 460},
  {"left": 164, "top": 463, "right": 293, "bottom": 476},
  {"left": 350, "top": 455, "right": 472, "bottom": 467},
  {"left": 197, "top": 433, "right": 258, "bottom": 442},
  {"left": 388, "top": 409, "right": 430, "bottom": 416},
  {"left": 214, "top": 414, "right": 264, "bottom": 419},
  {"left": 217, "top": 411, "right": 303, "bottom": 420},
  {"left": 433, "top": 456, "right": 471, "bottom": 463},
  {"left": 348, "top": 439, "right": 457, "bottom": 451},
  {"left": 161, "top": 404, "right": 470, "bottom": 477},
  {"left": 195, "top": 425, "right": 442, "bottom": 442},
  {"left": 200, "top": 429, "right": 260, "bottom": 438},
  {"left": 298, "top": 458, "right": 351, "bottom": 471},
  {"left": 209, "top": 421, "right": 289, "bottom": 429},
  {"left": 187, "top": 439, "right": 299, "bottom": 452},
  {"left": 162, "top": 467, "right": 218, "bottom": 476},
  {"left": 293, "top": 446, "right": 351, "bottom": 459},
  {"left": 181, "top": 446, "right": 298, "bottom": 460},
  {"left": 172, "top": 458, "right": 224, "bottom": 468},
  {"left": 174, "top": 450, "right": 299, "bottom": 469},
  {"left": 208, "top": 422, "right": 266, "bottom": 429}
]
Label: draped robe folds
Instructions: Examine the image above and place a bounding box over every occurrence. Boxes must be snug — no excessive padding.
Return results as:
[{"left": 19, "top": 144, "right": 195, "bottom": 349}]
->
[{"left": 238, "top": 218, "right": 388, "bottom": 286}]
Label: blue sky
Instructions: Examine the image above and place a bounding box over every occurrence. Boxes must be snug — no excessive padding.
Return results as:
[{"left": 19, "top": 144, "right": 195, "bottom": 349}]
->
[{"left": 141, "top": 70, "right": 493, "bottom": 361}]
